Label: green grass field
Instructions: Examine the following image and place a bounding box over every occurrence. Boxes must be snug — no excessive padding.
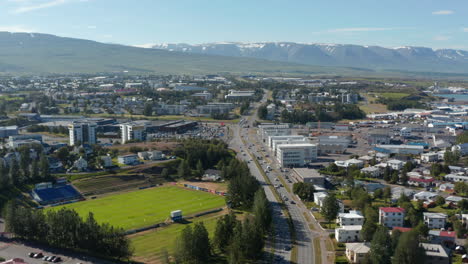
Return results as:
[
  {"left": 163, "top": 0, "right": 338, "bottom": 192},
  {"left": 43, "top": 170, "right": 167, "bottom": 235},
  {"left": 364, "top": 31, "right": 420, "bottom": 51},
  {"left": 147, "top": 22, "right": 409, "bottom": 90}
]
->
[
  {"left": 130, "top": 215, "right": 221, "bottom": 263},
  {"left": 48, "top": 186, "right": 225, "bottom": 230},
  {"left": 377, "top": 92, "right": 410, "bottom": 99}
]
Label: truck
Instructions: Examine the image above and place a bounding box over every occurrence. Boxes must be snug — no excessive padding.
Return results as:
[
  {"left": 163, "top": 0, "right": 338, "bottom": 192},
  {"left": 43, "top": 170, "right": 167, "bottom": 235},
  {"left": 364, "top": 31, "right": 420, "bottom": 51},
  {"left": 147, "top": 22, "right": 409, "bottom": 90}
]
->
[{"left": 170, "top": 210, "right": 183, "bottom": 221}]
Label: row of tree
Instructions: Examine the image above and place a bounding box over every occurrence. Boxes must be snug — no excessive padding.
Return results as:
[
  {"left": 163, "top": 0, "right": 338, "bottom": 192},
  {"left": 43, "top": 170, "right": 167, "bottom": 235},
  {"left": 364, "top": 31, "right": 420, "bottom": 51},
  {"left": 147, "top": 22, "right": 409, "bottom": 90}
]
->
[
  {"left": 0, "top": 145, "right": 50, "bottom": 190},
  {"left": 4, "top": 203, "right": 132, "bottom": 260},
  {"left": 174, "top": 189, "right": 272, "bottom": 264}
]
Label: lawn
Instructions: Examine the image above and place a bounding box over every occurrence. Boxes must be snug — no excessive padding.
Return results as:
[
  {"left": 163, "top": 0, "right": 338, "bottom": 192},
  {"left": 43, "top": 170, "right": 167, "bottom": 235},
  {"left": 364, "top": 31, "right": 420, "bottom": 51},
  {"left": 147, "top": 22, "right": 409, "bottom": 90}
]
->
[
  {"left": 377, "top": 92, "right": 410, "bottom": 99},
  {"left": 130, "top": 214, "right": 221, "bottom": 264},
  {"left": 48, "top": 186, "right": 225, "bottom": 230}
]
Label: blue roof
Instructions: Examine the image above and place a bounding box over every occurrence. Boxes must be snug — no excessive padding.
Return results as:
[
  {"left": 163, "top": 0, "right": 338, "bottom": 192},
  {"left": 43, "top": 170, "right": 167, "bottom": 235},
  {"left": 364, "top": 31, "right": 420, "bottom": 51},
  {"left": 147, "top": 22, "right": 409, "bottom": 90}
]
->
[{"left": 33, "top": 185, "right": 81, "bottom": 204}]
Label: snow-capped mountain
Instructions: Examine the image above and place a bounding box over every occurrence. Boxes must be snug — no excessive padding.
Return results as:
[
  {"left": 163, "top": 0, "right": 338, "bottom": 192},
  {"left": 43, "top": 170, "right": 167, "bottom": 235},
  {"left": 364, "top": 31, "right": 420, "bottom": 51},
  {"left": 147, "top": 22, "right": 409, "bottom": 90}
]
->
[{"left": 150, "top": 42, "right": 468, "bottom": 73}]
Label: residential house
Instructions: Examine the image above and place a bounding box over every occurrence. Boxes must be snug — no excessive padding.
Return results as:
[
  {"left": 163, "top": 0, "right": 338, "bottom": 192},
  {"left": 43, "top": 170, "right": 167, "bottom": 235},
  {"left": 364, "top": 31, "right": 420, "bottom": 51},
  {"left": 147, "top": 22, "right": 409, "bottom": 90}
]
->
[
  {"left": 100, "top": 155, "right": 113, "bottom": 168},
  {"left": 408, "top": 177, "right": 435, "bottom": 188},
  {"left": 413, "top": 191, "right": 438, "bottom": 202},
  {"left": 379, "top": 207, "right": 405, "bottom": 228},
  {"left": 423, "top": 212, "right": 447, "bottom": 229},
  {"left": 387, "top": 159, "right": 404, "bottom": 170},
  {"left": 360, "top": 166, "right": 381, "bottom": 178},
  {"left": 335, "top": 225, "right": 362, "bottom": 243},
  {"left": 421, "top": 152, "right": 439, "bottom": 163},
  {"left": 73, "top": 157, "right": 88, "bottom": 171},
  {"left": 445, "top": 174, "right": 468, "bottom": 183},
  {"left": 117, "top": 154, "right": 139, "bottom": 165},
  {"left": 337, "top": 211, "right": 364, "bottom": 226},
  {"left": 420, "top": 243, "right": 450, "bottom": 264},
  {"left": 428, "top": 230, "right": 456, "bottom": 247},
  {"left": 345, "top": 243, "right": 370, "bottom": 264}
]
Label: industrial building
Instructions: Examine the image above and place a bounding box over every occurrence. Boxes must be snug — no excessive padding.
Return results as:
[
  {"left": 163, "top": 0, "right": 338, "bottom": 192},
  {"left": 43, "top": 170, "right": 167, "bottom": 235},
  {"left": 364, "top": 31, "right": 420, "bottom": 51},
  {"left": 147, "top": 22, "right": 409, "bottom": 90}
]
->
[
  {"left": 374, "top": 144, "right": 424, "bottom": 155},
  {"left": 292, "top": 168, "right": 324, "bottom": 186},
  {"left": 224, "top": 90, "right": 255, "bottom": 100},
  {"left": 68, "top": 121, "right": 97, "bottom": 146},
  {"left": 196, "top": 103, "right": 235, "bottom": 116},
  {"left": 0, "top": 126, "right": 18, "bottom": 138}
]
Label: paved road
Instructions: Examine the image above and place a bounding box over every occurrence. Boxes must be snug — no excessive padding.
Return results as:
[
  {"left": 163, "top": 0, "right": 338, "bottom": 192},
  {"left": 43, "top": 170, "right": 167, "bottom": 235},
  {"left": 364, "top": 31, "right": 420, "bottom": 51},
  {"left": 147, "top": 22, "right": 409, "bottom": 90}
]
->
[
  {"left": 228, "top": 92, "right": 335, "bottom": 264},
  {"left": 229, "top": 116, "right": 292, "bottom": 263}
]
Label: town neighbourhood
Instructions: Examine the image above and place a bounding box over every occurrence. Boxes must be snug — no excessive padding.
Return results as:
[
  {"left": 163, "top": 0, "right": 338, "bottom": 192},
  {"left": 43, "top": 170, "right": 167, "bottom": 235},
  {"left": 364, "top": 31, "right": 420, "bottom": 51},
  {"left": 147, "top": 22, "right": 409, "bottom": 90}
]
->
[{"left": 0, "top": 72, "right": 466, "bottom": 264}]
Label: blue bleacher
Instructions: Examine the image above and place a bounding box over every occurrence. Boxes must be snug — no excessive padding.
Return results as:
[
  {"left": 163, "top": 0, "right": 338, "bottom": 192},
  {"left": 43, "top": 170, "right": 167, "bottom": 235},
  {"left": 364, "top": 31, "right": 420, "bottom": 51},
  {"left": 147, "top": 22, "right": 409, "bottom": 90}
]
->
[{"left": 33, "top": 185, "right": 82, "bottom": 205}]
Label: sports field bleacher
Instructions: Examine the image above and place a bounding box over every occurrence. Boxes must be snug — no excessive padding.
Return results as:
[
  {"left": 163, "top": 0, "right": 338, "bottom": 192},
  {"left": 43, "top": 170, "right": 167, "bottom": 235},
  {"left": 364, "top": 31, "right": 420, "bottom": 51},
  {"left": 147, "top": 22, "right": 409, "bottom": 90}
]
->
[{"left": 32, "top": 184, "right": 82, "bottom": 205}]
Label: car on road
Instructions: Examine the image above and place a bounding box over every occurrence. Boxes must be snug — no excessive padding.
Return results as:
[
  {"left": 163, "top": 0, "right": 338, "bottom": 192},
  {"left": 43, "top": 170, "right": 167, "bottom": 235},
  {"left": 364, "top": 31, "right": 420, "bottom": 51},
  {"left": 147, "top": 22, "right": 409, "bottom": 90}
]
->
[
  {"left": 34, "top": 253, "right": 44, "bottom": 258},
  {"left": 290, "top": 200, "right": 295, "bottom": 204}
]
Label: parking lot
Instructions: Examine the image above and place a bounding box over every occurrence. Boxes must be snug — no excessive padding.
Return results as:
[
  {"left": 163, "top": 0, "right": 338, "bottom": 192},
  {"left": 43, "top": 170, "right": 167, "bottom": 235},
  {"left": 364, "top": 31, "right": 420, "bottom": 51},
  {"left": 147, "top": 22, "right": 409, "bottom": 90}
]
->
[{"left": 0, "top": 238, "right": 115, "bottom": 264}]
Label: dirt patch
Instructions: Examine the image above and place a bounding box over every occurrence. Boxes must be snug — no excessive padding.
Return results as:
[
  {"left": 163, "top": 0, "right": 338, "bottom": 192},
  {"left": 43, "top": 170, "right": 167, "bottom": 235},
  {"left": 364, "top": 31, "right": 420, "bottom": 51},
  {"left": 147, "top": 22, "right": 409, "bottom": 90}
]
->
[{"left": 179, "top": 181, "right": 228, "bottom": 193}]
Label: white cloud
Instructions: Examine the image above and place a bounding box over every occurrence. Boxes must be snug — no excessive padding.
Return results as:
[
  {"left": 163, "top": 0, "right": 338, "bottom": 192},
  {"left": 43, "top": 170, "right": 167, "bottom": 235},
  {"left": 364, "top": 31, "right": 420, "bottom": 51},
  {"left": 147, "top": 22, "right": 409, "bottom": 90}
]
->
[
  {"left": 434, "top": 35, "right": 450, "bottom": 41},
  {"left": 0, "top": 25, "right": 34, "bottom": 32},
  {"left": 12, "top": 0, "right": 69, "bottom": 14},
  {"left": 432, "top": 10, "right": 454, "bottom": 15},
  {"left": 327, "top": 27, "right": 398, "bottom": 33},
  {"left": 87, "top": 25, "right": 97, "bottom": 29},
  {"left": 462, "top": 28, "right": 468, "bottom": 33}
]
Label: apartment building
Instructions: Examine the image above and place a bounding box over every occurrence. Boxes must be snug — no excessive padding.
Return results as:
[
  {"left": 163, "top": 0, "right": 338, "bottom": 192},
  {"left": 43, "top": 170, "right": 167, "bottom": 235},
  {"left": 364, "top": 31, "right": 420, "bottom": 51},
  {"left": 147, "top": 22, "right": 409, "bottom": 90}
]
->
[
  {"left": 68, "top": 121, "right": 97, "bottom": 146},
  {"left": 379, "top": 207, "right": 405, "bottom": 228}
]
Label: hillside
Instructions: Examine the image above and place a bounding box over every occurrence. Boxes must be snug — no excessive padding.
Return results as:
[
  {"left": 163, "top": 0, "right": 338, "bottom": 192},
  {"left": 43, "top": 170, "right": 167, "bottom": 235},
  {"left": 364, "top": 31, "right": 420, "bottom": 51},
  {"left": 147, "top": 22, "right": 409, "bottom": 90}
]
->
[
  {"left": 151, "top": 42, "right": 468, "bottom": 74},
  {"left": 0, "top": 32, "right": 368, "bottom": 76}
]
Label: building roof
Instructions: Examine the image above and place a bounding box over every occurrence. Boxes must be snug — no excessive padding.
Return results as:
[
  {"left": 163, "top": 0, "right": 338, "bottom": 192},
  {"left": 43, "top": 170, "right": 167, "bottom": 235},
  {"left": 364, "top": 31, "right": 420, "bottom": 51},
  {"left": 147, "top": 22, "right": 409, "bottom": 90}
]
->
[
  {"left": 345, "top": 242, "right": 370, "bottom": 254},
  {"left": 420, "top": 243, "right": 449, "bottom": 258},
  {"left": 380, "top": 207, "right": 405, "bottom": 213},
  {"left": 393, "top": 227, "right": 412, "bottom": 233},
  {"left": 409, "top": 177, "right": 435, "bottom": 183},
  {"left": 423, "top": 212, "right": 447, "bottom": 219},
  {"left": 339, "top": 225, "right": 363, "bottom": 230}
]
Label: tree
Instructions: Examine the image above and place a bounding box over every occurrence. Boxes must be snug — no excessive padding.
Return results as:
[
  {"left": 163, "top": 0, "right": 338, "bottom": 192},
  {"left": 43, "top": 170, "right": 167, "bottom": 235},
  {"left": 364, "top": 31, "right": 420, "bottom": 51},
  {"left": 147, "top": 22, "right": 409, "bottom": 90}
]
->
[
  {"left": 293, "top": 182, "right": 315, "bottom": 201},
  {"left": 174, "top": 225, "right": 194, "bottom": 263},
  {"left": 434, "top": 196, "right": 446, "bottom": 206},
  {"left": 177, "top": 159, "right": 191, "bottom": 179},
  {"left": 39, "top": 153, "right": 50, "bottom": 179},
  {"left": 195, "top": 160, "right": 204, "bottom": 178},
  {"left": 383, "top": 187, "right": 392, "bottom": 202},
  {"left": 458, "top": 199, "right": 468, "bottom": 211},
  {"left": 253, "top": 189, "right": 272, "bottom": 232},
  {"left": 192, "top": 222, "right": 211, "bottom": 263},
  {"left": 161, "top": 168, "right": 170, "bottom": 179},
  {"left": 392, "top": 231, "right": 425, "bottom": 264},
  {"left": 369, "top": 225, "right": 392, "bottom": 264},
  {"left": 373, "top": 188, "right": 383, "bottom": 200},
  {"left": 320, "top": 193, "right": 339, "bottom": 226},
  {"left": 361, "top": 206, "right": 378, "bottom": 241},
  {"left": 455, "top": 182, "right": 468, "bottom": 196},
  {"left": 31, "top": 159, "right": 39, "bottom": 181},
  {"left": 257, "top": 105, "right": 268, "bottom": 119},
  {"left": 213, "top": 213, "right": 236, "bottom": 253},
  {"left": 143, "top": 102, "right": 153, "bottom": 116},
  {"left": 444, "top": 149, "right": 460, "bottom": 166},
  {"left": 9, "top": 159, "right": 20, "bottom": 185}
]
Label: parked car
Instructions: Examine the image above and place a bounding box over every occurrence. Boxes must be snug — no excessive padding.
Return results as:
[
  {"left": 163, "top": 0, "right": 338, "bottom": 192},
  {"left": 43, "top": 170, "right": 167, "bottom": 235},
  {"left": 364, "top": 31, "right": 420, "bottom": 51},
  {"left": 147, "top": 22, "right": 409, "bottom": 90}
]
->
[{"left": 34, "top": 253, "right": 44, "bottom": 258}]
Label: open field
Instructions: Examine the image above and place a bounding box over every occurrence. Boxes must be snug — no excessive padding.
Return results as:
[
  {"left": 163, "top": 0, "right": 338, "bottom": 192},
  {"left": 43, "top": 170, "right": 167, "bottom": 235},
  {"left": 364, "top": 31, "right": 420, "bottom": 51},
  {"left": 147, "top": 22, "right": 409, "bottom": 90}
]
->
[
  {"left": 73, "top": 174, "right": 159, "bottom": 195},
  {"left": 130, "top": 213, "right": 222, "bottom": 264},
  {"left": 48, "top": 186, "right": 226, "bottom": 230},
  {"left": 376, "top": 92, "right": 410, "bottom": 99},
  {"left": 359, "top": 93, "right": 388, "bottom": 114}
]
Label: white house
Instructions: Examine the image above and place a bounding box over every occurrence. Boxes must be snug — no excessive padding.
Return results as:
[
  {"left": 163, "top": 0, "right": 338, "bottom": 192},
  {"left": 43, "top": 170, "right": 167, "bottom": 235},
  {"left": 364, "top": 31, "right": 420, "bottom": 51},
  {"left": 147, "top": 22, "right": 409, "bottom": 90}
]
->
[
  {"left": 337, "top": 211, "right": 364, "bottom": 226},
  {"left": 313, "top": 192, "right": 328, "bottom": 207},
  {"left": 387, "top": 159, "right": 404, "bottom": 170},
  {"left": 421, "top": 152, "right": 439, "bottom": 163},
  {"left": 100, "top": 155, "right": 113, "bottom": 168},
  {"left": 445, "top": 174, "right": 468, "bottom": 183},
  {"left": 118, "top": 154, "right": 139, "bottom": 165},
  {"left": 413, "top": 191, "right": 438, "bottom": 202},
  {"left": 423, "top": 212, "right": 447, "bottom": 229},
  {"left": 73, "top": 156, "right": 88, "bottom": 171},
  {"left": 345, "top": 243, "right": 371, "bottom": 264},
  {"left": 379, "top": 207, "right": 405, "bottom": 228},
  {"left": 335, "top": 225, "right": 362, "bottom": 243},
  {"left": 360, "top": 166, "right": 381, "bottom": 177},
  {"left": 335, "top": 159, "right": 364, "bottom": 168}
]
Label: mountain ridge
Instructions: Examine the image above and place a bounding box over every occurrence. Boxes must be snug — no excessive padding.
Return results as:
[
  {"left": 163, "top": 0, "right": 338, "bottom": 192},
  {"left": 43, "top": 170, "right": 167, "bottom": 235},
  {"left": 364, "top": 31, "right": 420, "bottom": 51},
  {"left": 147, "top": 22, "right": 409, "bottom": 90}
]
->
[{"left": 148, "top": 42, "right": 468, "bottom": 73}]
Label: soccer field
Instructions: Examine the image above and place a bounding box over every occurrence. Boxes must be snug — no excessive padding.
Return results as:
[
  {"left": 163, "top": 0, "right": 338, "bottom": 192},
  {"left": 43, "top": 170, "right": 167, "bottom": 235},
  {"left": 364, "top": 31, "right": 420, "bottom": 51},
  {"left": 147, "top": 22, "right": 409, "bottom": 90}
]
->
[{"left": 48, "top": 186, "right": 225, "bottom": 230}]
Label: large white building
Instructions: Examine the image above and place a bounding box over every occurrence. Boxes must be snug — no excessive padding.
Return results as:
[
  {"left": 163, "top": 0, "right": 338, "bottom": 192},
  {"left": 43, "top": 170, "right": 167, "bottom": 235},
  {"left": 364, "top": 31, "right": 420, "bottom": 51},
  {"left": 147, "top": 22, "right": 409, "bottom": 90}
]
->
[
  {"left": 271, "top": 137, "right": 310, "bottom": 153},
  {"left": 267, "top": 135, "right": 306, "bottom": 149},
  {"left": 120, "top": 121, "right": 150, "bottom": 144},
  {"left": 68, "top": 121, "right": 97, "bottom": 146},
  {"left": 335, "top": 225, "right": 362, "bottom": 243},
  {"left": 379, "top": 207, "right": 405, "bottom": 228},
  {"left": 337, "top": 211, "right": 365, "bottom": 226},
  {"left": 224, "top": 90, "right": 255, "bottom": 100},
  {"left": 258, "top": 124, "right": 290, "bottom": 142},
  {"left": 276, "top": 143, "right": 317, "bottom": 167}
]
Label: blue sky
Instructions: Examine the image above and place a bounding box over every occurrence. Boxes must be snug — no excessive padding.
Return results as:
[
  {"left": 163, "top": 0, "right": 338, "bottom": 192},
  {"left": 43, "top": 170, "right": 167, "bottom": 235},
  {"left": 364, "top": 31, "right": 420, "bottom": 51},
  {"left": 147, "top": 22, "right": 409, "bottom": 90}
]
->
[{"left": 1, "top": 0, "right": 467, "bottom": 49}]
